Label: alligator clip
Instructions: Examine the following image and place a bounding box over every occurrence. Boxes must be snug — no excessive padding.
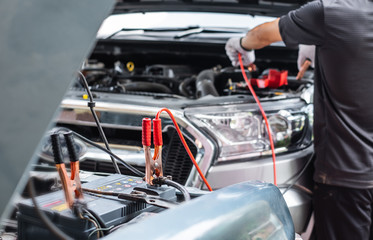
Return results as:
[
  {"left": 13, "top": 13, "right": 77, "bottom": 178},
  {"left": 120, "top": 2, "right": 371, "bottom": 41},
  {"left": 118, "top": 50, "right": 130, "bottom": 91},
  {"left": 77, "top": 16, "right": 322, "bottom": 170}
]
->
[
  {"left": 142, "top": 118, "right": 164, "bottom": 185},
  {"left": 51, "top": 132, "right": 84, "bottom": 209}
]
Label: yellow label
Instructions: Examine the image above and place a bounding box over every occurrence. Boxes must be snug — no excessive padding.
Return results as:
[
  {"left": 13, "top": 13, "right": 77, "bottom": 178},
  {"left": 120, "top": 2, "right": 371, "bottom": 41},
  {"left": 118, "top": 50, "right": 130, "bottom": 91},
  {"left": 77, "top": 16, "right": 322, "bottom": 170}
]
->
[
  {"left": 97, "top": 186, "right": 108, "bottom": 190},
  {"left": 51, "top": 203, "right": 68, "bottom": 212}
]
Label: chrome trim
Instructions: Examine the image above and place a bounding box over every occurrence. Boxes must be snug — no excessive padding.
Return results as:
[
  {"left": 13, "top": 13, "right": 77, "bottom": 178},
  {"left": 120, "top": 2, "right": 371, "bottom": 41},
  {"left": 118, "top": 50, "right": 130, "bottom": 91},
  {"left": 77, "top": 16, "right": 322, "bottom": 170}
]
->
[
  {"left": 206, "top": 145, "right": 314, "bottom": 233},
  {"left": 206, "top": 145, "right": 313, "bottom": 189},
  {"left": 80, "top": 147, "right": 146, "bottom": 167},
  {"left": 184, "top": 125, "right": 216, "bottom": 188},
  {"left": 60, "top": 98, "right": 216, "bottom": 188}
]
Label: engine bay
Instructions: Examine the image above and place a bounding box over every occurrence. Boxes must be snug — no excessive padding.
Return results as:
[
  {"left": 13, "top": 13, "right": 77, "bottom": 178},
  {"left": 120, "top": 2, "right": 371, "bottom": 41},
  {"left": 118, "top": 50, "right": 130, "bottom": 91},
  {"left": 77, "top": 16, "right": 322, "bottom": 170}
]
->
[
  {"left": 82, "top": 62, "right": 312, "bottom": 99},
  {"left": 79, "top": 40, "right": 313, "bottom": 101}
]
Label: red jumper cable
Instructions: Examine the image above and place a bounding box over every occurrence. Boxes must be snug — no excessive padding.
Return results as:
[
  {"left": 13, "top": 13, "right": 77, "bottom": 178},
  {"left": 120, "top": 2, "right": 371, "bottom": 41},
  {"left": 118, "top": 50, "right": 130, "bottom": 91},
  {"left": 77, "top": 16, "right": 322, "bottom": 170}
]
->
[
  {"left": 238, "top": 53, "right": 277, "bottom": 186},
  {"left": 155, "top": 108, "right": 213, "bottom": 191}
]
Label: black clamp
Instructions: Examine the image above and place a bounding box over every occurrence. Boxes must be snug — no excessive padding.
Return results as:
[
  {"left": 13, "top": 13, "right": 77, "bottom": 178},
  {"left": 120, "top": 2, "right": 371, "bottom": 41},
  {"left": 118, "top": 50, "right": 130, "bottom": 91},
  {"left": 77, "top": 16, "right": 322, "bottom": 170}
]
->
[{"left": 87, "top": 101, "right": 96, "bottom": 108}]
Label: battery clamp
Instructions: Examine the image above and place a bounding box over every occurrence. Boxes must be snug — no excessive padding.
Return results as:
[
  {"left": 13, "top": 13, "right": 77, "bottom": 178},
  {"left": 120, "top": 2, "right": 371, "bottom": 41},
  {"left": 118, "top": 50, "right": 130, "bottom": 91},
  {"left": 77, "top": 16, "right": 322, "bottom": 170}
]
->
[{"left": 250, "top": 69, "right": 288, "bottom": 89}]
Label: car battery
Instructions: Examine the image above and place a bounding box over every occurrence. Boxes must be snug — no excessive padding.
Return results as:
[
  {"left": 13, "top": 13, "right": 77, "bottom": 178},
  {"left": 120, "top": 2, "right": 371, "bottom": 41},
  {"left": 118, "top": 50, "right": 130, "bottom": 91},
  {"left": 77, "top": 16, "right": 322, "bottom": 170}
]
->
[{"left": 17, "top": 174, "right": 176, "bottom": 240}]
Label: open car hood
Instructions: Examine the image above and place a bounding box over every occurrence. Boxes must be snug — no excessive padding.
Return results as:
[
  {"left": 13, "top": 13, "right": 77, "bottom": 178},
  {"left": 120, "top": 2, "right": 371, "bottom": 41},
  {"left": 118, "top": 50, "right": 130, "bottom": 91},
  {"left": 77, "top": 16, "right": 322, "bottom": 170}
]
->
[{"left": 113, "top": 0, "right": 309, "bottom": 16}]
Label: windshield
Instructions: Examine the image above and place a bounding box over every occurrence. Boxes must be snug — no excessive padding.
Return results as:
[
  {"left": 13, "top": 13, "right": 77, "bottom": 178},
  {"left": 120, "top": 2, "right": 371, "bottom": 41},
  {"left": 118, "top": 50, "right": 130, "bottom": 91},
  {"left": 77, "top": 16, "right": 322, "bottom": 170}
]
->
[{"left": 97, "top": 12, "right": 276, "bottom": 39}]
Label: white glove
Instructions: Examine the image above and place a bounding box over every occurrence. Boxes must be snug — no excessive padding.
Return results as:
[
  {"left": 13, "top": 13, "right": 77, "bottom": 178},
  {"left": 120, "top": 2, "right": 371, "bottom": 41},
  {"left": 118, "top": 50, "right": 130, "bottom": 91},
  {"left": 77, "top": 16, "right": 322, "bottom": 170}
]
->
[
  {"left": 297, "top": 44, "right": 315, "bottom": 70},
  {"left": 225, "top": 37, "right": 255, "bottom": 67}
]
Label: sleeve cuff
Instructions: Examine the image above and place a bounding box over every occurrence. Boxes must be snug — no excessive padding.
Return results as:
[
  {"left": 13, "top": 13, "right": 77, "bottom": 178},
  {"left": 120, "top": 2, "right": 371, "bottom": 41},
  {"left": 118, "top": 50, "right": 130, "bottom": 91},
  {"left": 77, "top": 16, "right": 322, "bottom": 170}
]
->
[
  {"left": 240, "top": 37, "right": 253, "bottom": 51},
  {"left": 278, "top": 15, "right": 298, "bottom": 48}
]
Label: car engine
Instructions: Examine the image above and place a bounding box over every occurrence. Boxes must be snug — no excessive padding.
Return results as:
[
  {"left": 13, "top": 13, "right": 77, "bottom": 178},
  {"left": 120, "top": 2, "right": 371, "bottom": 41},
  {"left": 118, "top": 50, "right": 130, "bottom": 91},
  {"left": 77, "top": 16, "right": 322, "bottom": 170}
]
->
[{"left": 79, "top": 61, "right": 313, "bottom": 100}]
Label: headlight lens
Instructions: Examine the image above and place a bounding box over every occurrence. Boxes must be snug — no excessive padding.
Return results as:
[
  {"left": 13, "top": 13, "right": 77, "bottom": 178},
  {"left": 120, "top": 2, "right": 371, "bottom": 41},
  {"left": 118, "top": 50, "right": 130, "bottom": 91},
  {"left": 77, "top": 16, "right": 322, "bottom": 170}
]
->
[{"left": 185, "top": 102, "right": 312, "bottom": 162}]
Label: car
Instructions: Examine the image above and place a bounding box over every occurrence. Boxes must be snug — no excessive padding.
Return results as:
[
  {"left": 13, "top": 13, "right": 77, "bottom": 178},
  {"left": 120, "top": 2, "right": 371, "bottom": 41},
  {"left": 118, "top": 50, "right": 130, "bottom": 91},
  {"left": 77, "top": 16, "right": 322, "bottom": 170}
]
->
[
  {"left": 0, "top": 0, "right": 310, "bottom": 238},
  {"left": 36, "top": 0, "right": 315, "bottom": 236}
]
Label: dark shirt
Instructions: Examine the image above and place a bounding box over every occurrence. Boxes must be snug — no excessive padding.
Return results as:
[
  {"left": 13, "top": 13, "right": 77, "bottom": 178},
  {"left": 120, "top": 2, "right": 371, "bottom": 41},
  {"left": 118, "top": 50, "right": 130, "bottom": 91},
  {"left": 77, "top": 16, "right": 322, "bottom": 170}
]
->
[{"left": 279, "top": 0, "right": 373, "bottom": 188}]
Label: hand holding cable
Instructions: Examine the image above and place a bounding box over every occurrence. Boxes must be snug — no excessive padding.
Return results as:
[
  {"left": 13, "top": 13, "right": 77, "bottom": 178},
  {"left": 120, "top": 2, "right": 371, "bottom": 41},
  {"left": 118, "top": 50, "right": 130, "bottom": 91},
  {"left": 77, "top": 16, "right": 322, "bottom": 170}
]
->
[{"left": 225, "top": 37, "right": 255, "bottom": 67}]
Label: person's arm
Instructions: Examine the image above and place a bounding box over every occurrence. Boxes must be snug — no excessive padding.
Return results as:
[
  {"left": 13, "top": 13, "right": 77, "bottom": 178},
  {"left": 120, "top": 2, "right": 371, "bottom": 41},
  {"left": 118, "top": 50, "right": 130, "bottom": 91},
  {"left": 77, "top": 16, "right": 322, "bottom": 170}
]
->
[
  {"left": 241, "top": 18, "right": 282, "bottom": 50},
  {"left": 226, "top": 1, "right": 324, "bottom": 67},
  {"left": 225, "top": 18, "right": 282, "bottom": 66}
]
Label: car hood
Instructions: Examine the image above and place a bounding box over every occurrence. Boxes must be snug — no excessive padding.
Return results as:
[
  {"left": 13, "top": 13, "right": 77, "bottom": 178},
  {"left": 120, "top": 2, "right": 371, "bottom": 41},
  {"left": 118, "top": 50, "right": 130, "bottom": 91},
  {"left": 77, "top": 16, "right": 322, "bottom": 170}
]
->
[{"left": 113, "top": 0, "right": 308, "bottom": 17}]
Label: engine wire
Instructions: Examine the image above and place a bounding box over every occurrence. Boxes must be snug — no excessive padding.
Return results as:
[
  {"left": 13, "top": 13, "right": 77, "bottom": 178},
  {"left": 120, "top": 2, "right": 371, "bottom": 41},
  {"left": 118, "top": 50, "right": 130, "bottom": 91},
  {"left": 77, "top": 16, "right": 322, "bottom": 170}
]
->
[
  {"left": 82, "top": 214, "right": 101, "bottom": 239},
  {"left": 162, "top": 178, "right": 191, "bottom": 201},
  {"left": 78, "top": 71, "right": 121, "bottom": 174},
  {"left": 88, "top": 226, "right": 114, "bottom": 239},
  {"left": 71, "top": 131, "right": 145, "bottom": 177},
  {"left": 83, "top": 208, "right": 107, "bottom": 232},
  {"left": 238, "top": 53, "right": 277, "bottom": 186},
  {"left": 83, "top": 210, "right": 103, "bottom": 238},
  {"left": 155, "top": 108, "right": 213, "bottom": 191},
  {"left": 51, "top": 127, "right": 144, "bottom": 177}
]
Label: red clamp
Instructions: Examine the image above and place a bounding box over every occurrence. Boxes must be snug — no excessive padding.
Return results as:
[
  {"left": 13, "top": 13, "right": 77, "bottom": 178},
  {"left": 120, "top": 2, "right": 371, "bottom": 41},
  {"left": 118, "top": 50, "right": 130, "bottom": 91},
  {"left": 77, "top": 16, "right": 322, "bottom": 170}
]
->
[
  {"left": 250, "top": 69, "right": 288, "bottom": 89},
  {"left": 142, "top": 118, "right": 164, "bottom": 185}
]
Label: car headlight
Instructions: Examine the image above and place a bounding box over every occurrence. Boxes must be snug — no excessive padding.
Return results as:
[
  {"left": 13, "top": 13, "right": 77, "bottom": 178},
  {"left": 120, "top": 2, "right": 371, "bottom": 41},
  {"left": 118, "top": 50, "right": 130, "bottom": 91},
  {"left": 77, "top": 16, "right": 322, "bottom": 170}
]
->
[{"left": 185, "top": 101, "right": 313, "bottom": 162}]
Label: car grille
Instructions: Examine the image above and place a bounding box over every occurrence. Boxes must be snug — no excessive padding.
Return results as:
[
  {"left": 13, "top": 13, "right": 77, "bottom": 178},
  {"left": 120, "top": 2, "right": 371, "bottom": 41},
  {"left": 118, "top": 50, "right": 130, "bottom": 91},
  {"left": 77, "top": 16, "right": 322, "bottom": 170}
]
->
[
  {"left": 80, "top": 159, "right": 146, "bottom": 176},
  {"left": 70, "top": 125, "right": 197, "bottom": 185},
  {"left": 162, "top": 127, "right": 197, "bottom": 185}
]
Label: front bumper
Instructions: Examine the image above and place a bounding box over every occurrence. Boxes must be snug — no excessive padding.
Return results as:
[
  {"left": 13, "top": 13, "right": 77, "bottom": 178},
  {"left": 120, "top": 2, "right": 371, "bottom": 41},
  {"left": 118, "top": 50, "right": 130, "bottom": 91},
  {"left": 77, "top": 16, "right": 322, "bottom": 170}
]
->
[{"left": 206, "top": 145, "right": 314, "bottom": 233}]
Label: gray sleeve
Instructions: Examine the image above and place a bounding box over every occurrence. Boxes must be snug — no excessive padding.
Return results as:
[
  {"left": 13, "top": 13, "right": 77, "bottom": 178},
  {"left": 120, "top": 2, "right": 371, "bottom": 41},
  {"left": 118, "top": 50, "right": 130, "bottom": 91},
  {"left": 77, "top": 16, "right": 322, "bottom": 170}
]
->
[{"left": 279, "top": 0, "right": 325, "bottom": 48}]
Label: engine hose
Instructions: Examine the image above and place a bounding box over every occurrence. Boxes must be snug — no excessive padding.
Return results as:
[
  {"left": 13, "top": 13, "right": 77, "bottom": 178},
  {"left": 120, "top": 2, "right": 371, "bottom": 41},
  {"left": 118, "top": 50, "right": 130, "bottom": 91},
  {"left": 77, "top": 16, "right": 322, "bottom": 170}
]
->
[
  {"left": 122, "top": 81, "right": 173, "bottom": 94},
  {"left": 179, "top": 76, "right": 196, "bottom": 97},
  {"left": 195, "top": 69, "right": 219, "bottom": 98}
]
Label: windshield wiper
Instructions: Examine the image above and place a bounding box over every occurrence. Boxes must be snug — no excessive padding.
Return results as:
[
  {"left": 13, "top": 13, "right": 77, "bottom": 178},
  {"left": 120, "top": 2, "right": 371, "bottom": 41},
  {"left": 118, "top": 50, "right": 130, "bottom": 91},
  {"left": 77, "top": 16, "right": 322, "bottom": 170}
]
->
[
  {"left": 173, "top": 27, "right": 244, "bottom": 39},
  {"left": 106, "top": 26, "right": 245, "bottom": 39},
  {"left": 106, "top": 26, "right": 199, "bottom": 39}
]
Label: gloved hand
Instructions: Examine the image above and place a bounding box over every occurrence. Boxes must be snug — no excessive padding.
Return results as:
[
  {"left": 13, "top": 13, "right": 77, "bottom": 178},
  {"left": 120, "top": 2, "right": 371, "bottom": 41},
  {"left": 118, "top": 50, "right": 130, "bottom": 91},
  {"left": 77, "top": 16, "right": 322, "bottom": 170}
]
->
[
  {"left": 297, "top": 44, "right": 315, "bottom": 70},
  {"left": 225, "top": 37, "right": 255, "bottom": 67},
  {"left": 296, "top": 44, "right": 315, "bottom": 80}
]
